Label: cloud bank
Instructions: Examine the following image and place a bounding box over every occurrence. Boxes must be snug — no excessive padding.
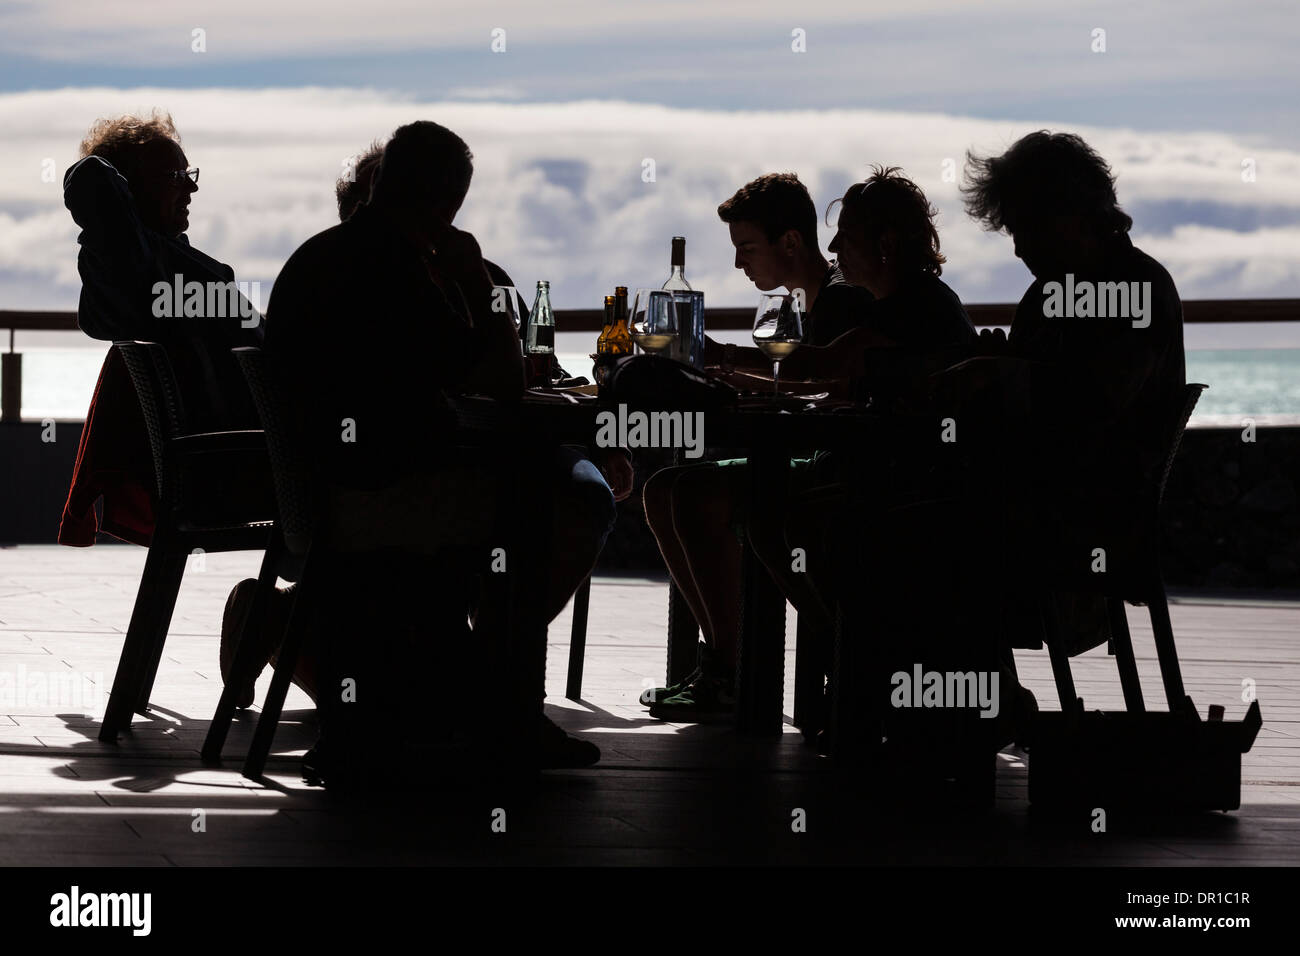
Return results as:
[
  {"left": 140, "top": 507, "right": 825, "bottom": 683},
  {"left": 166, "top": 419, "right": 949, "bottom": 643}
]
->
[{"left": 3, "top": 86, "right": 1299, "bottom": 323}]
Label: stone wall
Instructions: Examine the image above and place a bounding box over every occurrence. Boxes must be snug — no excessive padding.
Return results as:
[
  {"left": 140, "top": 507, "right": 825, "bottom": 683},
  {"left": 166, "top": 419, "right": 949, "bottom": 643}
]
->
[{"left": 597, "top": 426, "right": 1300, "bottom": 592}]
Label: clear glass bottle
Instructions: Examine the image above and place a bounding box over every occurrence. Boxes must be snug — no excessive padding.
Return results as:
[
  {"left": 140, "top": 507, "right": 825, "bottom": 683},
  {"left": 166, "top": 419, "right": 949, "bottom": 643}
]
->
[
  {"left": 661, "top": 237, "right": 705, "bottom": 367},
  {"left": 526, "top": 280, "right": 555, "bottom": 354}
]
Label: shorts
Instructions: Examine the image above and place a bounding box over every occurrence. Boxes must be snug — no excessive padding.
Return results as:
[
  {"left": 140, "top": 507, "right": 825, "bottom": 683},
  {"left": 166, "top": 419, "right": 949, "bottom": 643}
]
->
[{"left": 712, "top": 450, "right": 840, "bottom": 542}]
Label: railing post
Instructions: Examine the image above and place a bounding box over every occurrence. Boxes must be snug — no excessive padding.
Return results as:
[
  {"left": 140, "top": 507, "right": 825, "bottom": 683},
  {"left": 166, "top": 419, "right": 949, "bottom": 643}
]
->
[{"left": 1, "top": 333, "right": 20, "bottom": 421}]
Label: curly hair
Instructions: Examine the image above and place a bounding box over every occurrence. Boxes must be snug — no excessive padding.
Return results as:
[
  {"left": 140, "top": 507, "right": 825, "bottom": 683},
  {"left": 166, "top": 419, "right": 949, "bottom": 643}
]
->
[
  {"left": 828, "top": 165, "right": 946, "bottom": 276},
  {"left": 336, "top": 139, "right": 386, "bottom": 220},
  {"left": 78, "top": 110, "right": 180, "bottom": 176},
  {"left": 717, "top": 172, "right": 819, "bottom": 251},
  {"left": 962, "top": 130, "right": 1132, "bottom": 235}
]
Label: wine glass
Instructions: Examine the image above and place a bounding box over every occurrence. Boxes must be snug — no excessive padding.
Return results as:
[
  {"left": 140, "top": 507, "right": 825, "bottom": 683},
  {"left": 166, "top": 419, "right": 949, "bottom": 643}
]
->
[
  {"left": 752, "top": 292, "right": 804, "bottom": 394},
  {"left": 630, "top": 288, "right": 678, "bottom": 356}
]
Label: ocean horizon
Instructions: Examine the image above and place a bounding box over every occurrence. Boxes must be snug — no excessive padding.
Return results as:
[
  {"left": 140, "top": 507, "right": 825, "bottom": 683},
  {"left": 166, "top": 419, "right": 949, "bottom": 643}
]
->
[{"left": 7, "top": 336, "right": 1299, "bottom": 424}]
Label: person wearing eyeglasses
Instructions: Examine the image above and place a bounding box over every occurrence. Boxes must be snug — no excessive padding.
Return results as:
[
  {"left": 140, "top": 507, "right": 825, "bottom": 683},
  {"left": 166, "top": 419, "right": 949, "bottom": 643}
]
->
[{"left": 63, "top": 110, "right": 262, "bottom": 430}]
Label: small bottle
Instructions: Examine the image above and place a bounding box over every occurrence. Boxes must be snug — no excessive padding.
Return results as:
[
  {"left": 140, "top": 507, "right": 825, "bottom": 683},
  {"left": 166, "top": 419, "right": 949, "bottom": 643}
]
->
[
  {"left": 608, "top": 289, "right": 632, "bottom": 356},
  {"left": 594, "top": 295, "right": 619, "bottom": 391},
  {"left": 526, "top": 281, "right": 556, "bottom": 355},
  {"left": 661, "top": 237, "right": 705, "bottom": 367}
]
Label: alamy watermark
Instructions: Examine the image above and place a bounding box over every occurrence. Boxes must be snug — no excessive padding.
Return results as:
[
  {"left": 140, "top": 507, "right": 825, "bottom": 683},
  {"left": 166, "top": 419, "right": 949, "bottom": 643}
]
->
[
  {"left": 50, "top": 886, "right": 151, "bottom": 936},
  {"left": 151, "top": 274, "right": 262, "bottom": 327},
  {"left": 594, "top": 404, "right": 705, "bottom": 459},
  {"left": 890, "top": 664, "right": 1000, "bottom": 719},
  {"left": 0, "top": 665, "right": 104, "bottom": 715},
  {"left": 1041, "top": 274, "right": 1152, "bottom": 328}
]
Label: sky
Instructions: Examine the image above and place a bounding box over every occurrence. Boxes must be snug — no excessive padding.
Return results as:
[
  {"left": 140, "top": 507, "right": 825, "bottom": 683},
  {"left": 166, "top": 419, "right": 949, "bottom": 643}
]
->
[{"left": 1, "top": 0, "right": 1298, "bottom": 346}]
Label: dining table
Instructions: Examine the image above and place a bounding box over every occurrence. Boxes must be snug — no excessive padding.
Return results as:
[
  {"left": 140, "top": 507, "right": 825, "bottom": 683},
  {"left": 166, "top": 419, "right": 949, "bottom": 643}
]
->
[{"left": 449, "top": 381, "right": 953, "bottom": 741}]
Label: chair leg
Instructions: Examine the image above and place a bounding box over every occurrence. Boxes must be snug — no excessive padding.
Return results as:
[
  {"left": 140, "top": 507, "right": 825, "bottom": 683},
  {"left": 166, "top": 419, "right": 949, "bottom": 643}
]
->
[
  {"left": 1040, "top": 594, "right": 1080, "bottom": 714},
  {"left": 1147, "top": 585, "right": 1189, "bottom": 713},
  {"left": 133, "top": 547, "right": 191, "bottom": 712},
  {"left": 793, "top": 611, "right": 827, "bottom": 732},
  {"left": 203, "top": 543, "right": 283, "bottom": 764},
  {"left": 1106, "top": 597, "right": 1145, "bottom": 713},
  {"left": 99, "top": 539, "right": 186, "bottom": 741},
  {"left": 565, "top": 574, "right": 591, "bottom": 701},
  {"left": 243, "top": 558, "right": 310, "bottom": 781}
]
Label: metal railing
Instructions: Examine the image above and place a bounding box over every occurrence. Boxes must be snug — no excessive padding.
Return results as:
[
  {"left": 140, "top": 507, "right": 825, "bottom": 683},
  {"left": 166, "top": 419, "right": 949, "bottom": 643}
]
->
[{"left": 2, "top": 299, "right": 1298, "bottom": 421}]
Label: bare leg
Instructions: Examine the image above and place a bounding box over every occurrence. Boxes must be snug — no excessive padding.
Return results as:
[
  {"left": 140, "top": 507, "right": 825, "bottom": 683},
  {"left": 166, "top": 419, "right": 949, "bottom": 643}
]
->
[
  {"left": 748, "top": 508, "right": 834, "bottom": 629},
  {"left": 643, "top": 466, "right": 716, "bottom": 647}
]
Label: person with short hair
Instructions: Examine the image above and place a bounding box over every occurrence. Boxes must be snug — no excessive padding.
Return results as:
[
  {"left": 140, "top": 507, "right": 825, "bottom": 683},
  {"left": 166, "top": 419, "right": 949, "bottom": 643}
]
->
[{"left": 264, "top": 121, "right": 611, "bottom": 772}]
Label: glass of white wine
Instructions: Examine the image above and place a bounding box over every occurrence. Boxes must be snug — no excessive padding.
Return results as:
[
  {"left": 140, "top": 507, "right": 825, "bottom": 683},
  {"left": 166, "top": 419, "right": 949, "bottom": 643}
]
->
[
  {"left": 630, "top": 288, "right": 678, "bottom": 356},
  {"left": 752, "top": 292, "right": 804, "bottom": 394}
]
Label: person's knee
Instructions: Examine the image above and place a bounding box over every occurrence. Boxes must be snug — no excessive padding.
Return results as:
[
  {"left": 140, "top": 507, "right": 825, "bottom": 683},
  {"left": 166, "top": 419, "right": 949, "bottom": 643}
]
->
[{"left": 559, "top": 458, "right": 618, "bottom": 553}]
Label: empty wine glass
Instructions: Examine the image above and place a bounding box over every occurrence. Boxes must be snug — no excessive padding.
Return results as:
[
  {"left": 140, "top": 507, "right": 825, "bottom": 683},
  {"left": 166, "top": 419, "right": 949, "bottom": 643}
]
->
[
  {"left": 630, "top": 288, "right": 678, "bottom": 356},
  {"left": 752, "top": 292, "right": 804, "bottom": 393}
]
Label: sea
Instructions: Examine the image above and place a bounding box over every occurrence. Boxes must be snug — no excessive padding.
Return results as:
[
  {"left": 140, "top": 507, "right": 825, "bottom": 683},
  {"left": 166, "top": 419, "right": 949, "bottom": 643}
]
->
[{"left": 6, "top": 334, "right": 1300, "bottom": 425}]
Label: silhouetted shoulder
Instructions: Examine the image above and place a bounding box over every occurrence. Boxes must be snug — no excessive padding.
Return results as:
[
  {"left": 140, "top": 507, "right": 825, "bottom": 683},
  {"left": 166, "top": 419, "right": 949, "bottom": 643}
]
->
[{"left": 807, "top": 265, "right": 874, "bottom": 346}]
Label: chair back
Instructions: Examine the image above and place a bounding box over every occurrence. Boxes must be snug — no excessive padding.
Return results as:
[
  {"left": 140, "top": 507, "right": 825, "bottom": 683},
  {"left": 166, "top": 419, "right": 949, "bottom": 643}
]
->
[
  {"left": 114, "top": 341, "right": 188, "bottom": 501},
  {"left": 1155, "top": 383, "right": 1207, "bottom": 509},
  {"left": 232, "top": 348, "right": 315, "bottom": 555}
]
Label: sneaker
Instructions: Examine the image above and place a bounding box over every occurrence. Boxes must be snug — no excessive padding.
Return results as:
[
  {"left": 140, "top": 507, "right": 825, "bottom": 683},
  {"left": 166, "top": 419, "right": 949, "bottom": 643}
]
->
[
  {"left": 538, "top": 715, "right": 600, "bottom": 768},
  {"left": 639, "top": 664, "right": 703, "bottom": 707},
  {"left": 648, "top": 676, "right": 736, "bottom": 723},
  {"left": 639, "top": 643, "right": 713, "bottom": 707}
]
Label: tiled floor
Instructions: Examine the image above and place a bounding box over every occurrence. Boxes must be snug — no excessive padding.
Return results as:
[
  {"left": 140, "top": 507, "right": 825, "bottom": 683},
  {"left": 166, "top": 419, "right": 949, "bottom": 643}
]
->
[{"left": 0, "top": 544, "right": 1296, "bottom": 865}]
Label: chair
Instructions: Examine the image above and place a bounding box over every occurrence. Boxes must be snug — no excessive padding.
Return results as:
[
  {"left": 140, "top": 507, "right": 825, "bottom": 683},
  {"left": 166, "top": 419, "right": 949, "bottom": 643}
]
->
[
  {"left": 823, "top": 385, "right": 1215, "bottom": 784},
  {"left": 99, "top": 342, "right": 275, "bottom": 742},
  {"left": 207, "top": 348, "right": 549, "bottom": 781},
  {"left": 1035, "top": 383, "right": 1209, "bottom": 719}
]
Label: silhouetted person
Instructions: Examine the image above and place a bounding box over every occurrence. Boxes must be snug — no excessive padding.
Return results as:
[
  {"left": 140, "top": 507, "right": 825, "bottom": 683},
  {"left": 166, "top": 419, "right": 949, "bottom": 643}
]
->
[
  {"left": 64, "top": 111, "right": 262, "bottom": 429},
  {"left": 641, "top": 167, "right": 974, "bottom": 720},
  {"left": 265, "top": 121, "right": 606, "bottom": 771},
  {"left": 224, "top": 136, "right": 632, "bottom": 722},
  {"left": 928, "top": 130, "right": 1187, "bottom": 659},
  {"left": 950, "top": 130, "right": 1186, "bottom": 500}
]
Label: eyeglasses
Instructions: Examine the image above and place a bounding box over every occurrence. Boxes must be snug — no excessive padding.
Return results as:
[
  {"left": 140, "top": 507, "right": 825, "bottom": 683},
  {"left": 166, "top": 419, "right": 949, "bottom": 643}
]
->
[{"left": 163, "top": 167, "right": 200, "bottom": 185}]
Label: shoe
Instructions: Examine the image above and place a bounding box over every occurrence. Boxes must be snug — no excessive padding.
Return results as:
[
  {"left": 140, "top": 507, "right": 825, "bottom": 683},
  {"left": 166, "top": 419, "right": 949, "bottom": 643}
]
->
[
  {"left": 639, "top": 663, "right": 703, "bottom": 707},
  {"left": 639, "top": 643, "right": 712, "bottom": 707},
  {"left": 538, "top": 715, "right": 600, "bottom": 768},
  {"left": 219, "top": 580, "right": 290, "bottom": 709},
  {"left": 648, "top": 676, "right": 736, "bottom": 723}
]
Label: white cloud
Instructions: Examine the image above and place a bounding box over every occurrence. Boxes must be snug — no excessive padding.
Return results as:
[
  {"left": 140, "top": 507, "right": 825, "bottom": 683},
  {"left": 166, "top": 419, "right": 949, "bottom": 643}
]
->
[{"left": 3, "top": 86, "right": 1300, "bottom": 317}]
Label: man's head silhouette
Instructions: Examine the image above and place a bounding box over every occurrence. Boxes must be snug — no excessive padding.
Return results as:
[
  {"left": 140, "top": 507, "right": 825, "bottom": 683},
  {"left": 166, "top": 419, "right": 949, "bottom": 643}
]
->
[
  {"left": 79, "top": 111, "right": 197, "bottom": 237},
  {"left": 717, "top": 173, "right": 822, "bottom": 292},
  {"left": 369, "top": 121, "right": 474, "bottom": 238},
  {"left": 963, "top": 131, "right": 1132, "bottom": 279}
]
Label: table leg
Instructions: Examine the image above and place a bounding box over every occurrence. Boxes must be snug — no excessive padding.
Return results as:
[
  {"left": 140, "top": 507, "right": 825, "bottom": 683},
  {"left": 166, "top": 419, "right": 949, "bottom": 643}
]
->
[{"left": 735, "top": 449, "right": 788, "bottom": 735}]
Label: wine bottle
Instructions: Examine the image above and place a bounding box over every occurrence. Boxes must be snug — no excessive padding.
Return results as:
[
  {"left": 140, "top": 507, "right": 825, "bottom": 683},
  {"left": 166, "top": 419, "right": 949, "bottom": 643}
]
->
[
  {"left": 661, "top": 237, "right": 705, "bottom": 367},
  {"left": 596, "top": 295, "right": 612, "bottom": 355}
]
